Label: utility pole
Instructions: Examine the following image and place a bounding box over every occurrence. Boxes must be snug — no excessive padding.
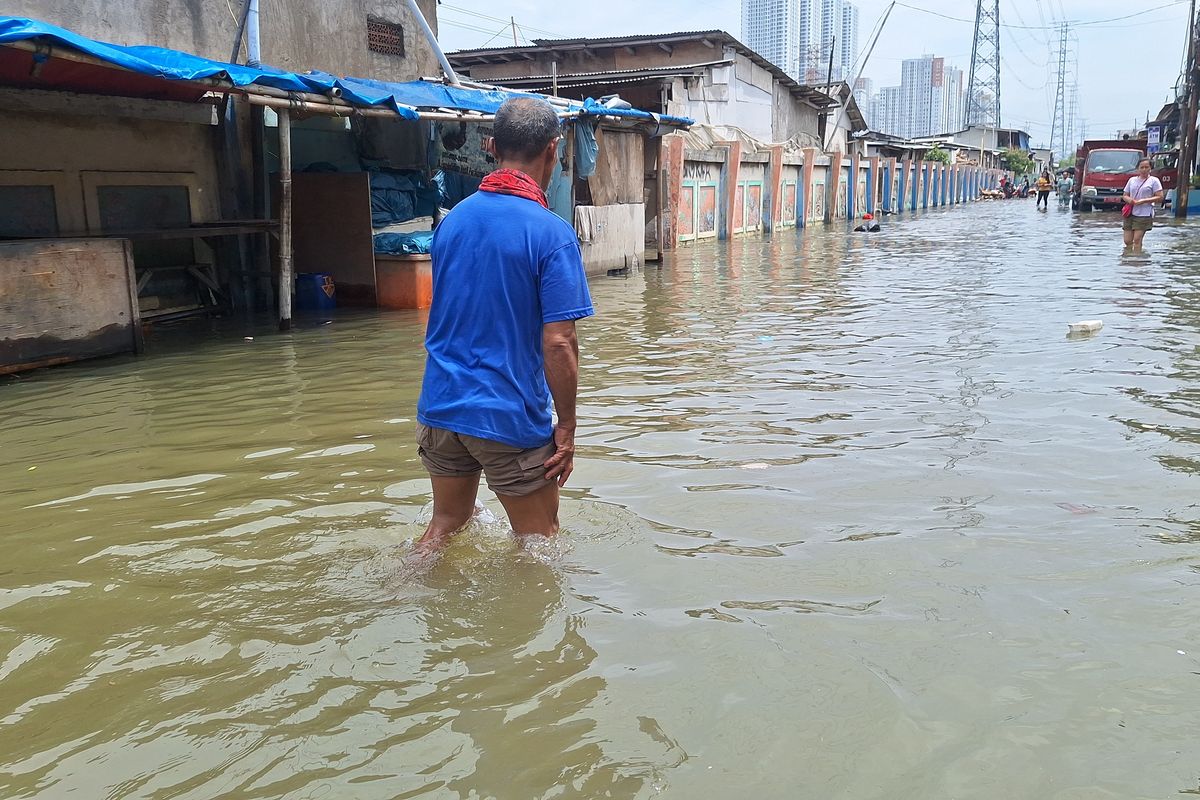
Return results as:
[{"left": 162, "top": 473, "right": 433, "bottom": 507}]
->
[
  {"left": 965, "top": 0, "right": 1001, "bottom": 128},
  {"left": 1176, "top": 0, "right": 1198, "bottom": 218},
  {"left": 511, "top": 17, "right": 518, "bottom": 46}
]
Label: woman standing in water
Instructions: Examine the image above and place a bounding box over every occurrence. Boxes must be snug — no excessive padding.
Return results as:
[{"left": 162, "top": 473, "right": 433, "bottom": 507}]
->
[
  {"left": 1122, "top": 157, "right": 1164, "bottom": 252},
  {"left": 1035, "top": 170, "right": 1053, "bottom": 210}
]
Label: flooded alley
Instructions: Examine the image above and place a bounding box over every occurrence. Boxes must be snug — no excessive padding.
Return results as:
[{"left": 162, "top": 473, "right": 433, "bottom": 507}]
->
[{"left": 2, "top": 200, "right": 1199, "bottom": 799}]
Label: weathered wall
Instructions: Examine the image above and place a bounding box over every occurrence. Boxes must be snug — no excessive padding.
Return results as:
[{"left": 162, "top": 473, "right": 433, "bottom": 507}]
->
[
  {"left": 575, "top": 204, "right": 646, "bottom": 274},
  {"left": 772, "top": 82, "right": 821, "bottom": 144},
  {"left": 463, "top": 42, "right": 821, "bottom": 146},
  {"left": 464, "top": 39, "right": 727, "bottom": 81},
  {"left": 0, "top": 109, "right": 222, "bottom": 231},
  {"left": 4, "top": 0, "right": 440, "bottom": 79},
  {"left": 0, "top": 239, "right": 141, "bottom": 374},
  {"left": 660, "top": 133, "right": 1000, "bottom": 250}
]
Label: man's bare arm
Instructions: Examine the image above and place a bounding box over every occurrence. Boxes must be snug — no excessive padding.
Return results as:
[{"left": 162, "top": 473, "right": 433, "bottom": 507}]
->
[{"left": 542, "top": 320, "right": 579, "bottom": 487}]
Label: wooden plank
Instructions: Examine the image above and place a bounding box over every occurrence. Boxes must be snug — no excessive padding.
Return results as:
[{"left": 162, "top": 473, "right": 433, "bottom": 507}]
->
[
  {"left": 290, "top": 172, "right": 377, "bottom": 306},
  {"left": 0, "top": 238, "right": 140, "bottom": 373},
  {"left": 589, "top": 129, "right": 644, "bottom": 205}
]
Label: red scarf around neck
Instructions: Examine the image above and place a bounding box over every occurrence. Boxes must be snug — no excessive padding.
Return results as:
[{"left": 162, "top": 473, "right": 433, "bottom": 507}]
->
[{"left": 478, "top": 169, "right": 549, "bottom": 209}]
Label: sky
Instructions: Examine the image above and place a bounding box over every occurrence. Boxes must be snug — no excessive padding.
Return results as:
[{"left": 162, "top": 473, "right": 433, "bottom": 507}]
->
[{"left": 432, "top": 0, "right": 1194, "bottom": 147}]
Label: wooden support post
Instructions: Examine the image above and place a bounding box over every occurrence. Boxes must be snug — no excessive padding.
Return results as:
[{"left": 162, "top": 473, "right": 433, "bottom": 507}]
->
[
  {"left": 250, "top": 104, "right": 273, "bottom": 313},
  {"left": 278, "top": 107, "right": 293, "bottom": 331}
]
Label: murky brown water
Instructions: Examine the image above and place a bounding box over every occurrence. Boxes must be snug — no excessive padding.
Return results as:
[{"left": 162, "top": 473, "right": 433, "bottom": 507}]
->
[{"left": 3, "top": 201, "right": 1199, "bottom": 799}]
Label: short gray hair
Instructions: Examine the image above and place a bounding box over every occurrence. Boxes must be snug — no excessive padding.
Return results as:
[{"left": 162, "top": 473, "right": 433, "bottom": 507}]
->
[{"left": 493, "top": 97, "right": 560, "bottom": 161}]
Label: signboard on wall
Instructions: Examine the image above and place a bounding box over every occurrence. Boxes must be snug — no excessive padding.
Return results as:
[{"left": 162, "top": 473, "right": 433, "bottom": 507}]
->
[
  {"left": 1147, "top": 126, "right": 1161, "bottom": 154},
  {"left": 436, "top": 122, "right": 496, "bottom": 178}
]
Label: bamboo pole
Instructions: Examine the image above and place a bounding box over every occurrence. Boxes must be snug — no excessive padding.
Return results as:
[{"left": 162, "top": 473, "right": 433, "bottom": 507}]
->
[{"left": 277, "top": 107, "right": 293, "bottom": 331}]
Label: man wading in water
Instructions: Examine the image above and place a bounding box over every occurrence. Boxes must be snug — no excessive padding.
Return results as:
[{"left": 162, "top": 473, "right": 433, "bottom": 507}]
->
[{"left": 414, "top": 97, "right": 593, "bottom": 553}]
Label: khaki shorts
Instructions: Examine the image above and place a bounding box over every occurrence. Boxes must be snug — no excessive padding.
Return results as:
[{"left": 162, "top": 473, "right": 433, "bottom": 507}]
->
[
  {"left": 416, "top": 423, "right": 554, "bottom": 497},
  {"left": 1123, "top": 215, "right": 1153, "bottom": 232}
]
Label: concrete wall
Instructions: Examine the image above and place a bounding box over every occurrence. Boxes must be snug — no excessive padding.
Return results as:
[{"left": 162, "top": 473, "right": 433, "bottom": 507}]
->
[
  {"left": 465, "top": 39, "right": 727, "bottom": 81},
  {"left": 4, "top": 0, "right": 441, "bottom": 80},
  {"left": 661, "top": 132, "right": 1002, "bottom": 250},
  {"left": 667, "top": 64, "right": 775, "bottom": 142},
  {"left": 0, "top": 109, "right": 222, "bottom": 231},
  {"left": 772, "top": 82, "right": 821, "bottom": 144},
  {"left": 460, "top": 41, "right": 822, "bottom": 145}
]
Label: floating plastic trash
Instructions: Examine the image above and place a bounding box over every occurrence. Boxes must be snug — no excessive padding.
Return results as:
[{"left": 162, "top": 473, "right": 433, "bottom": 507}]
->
[{"left": 1067, "top": 320, "right": 1103, "bottom": 334}]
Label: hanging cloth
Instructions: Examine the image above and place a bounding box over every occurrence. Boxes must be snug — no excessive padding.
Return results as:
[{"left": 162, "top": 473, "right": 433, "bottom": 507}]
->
[{"left": 574, "top": 119, "right": 598, "bottom": 178}]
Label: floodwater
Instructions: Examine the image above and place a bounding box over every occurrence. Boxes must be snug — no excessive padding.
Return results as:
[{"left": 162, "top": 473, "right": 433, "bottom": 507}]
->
[{"left": 2, "top": 200, "right": 1199, "bottom": 799}]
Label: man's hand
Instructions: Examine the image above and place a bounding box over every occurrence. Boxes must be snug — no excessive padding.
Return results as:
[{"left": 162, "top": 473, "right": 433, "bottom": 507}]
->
[{"left": 543, "top": 422, "right": 576, "bottom": 487}]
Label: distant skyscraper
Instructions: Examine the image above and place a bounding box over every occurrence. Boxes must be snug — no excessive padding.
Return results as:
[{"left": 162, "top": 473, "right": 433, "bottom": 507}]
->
[
  {"left": 742, "top": 0, "right": 799, "bottom": 78},
  {"left": 871, "top": 85, "right": 903, "bottom": 135},
  {"left": 840, "top": 3, "right": 859, "bottom": 78},
  {"left": 742, "top": 0, "right": 858, "bottom": 83},
  {"left": 853, "top": 76, "right": 873, "bottom": 116},
  {"left": 871, "top": 54, "right": 964, "bottom": 137}
]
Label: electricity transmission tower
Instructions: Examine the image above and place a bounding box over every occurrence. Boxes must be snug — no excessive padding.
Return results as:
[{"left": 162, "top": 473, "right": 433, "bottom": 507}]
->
[
  {"left": 965, "top": 0, "right": 1001, "bottom": 128},
  {"left": 1050, "top": 23, "right": 1070, "bottom": 162}
]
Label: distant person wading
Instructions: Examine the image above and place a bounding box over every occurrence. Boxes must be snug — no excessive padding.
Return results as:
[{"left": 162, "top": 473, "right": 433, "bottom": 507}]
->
[
  {"left": 1035, "top": 170, "right": 1053, "bottom": 210},
  {"left": 414, "top": 97, "right": 594, "bottom": 554}
]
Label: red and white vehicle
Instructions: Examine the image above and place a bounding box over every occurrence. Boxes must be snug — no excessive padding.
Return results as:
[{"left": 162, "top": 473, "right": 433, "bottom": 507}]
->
[{"left": 1073, "top": 140, "right": 1144, "bottom": 212}]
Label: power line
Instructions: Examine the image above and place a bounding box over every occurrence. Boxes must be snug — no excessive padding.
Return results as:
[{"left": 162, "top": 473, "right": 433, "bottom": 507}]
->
[
  {"left": 894, "top": 0, "right": 1188, "bottom": 30},
  {"left": 438, "top": 3, "right": 565, "bottom": 38}
]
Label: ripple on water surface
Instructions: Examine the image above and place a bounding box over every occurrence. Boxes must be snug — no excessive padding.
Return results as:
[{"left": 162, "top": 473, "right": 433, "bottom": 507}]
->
[{"left": 1, "top": 202, "right": 1199, "bottom": 798}]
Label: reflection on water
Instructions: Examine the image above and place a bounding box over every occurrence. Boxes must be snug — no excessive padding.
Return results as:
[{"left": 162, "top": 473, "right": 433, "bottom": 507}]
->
[{"left": 2, "top": 202, "right": 1199, "bottom": 798}]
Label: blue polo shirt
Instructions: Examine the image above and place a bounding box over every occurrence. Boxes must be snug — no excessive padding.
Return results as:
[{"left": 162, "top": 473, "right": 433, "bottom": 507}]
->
[{"left": 417, "top": 190, "right": 594, "bottom": 449}]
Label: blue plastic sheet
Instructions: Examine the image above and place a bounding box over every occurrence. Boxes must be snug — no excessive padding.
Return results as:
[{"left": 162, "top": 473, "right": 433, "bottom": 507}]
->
[
  {"left": 374, "top": 230, "right": 434, "bottom": 255},
  {"left": 574, "top": 119, "right": 598, "bottom": 179},
  {"left": 0, "top": 16, "right": 693, "bottom": 126},
  {"left": 369, "top": 171, "right": 438, "bottom": 227}
]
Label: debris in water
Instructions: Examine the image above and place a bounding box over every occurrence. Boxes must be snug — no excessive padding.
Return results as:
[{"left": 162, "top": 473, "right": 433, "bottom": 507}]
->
[
  {"left": 244, "top": 336, "right": 254, "bottom": 341},
  {"left": 1067, "top": 320, "right": 1103, "bottom": 334},
  {"left": 741, "top": 462, "right": 770, "bottom": 470}
]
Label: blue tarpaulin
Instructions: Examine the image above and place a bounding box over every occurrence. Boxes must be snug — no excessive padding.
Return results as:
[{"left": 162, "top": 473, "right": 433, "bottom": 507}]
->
[{"left": 0, "top": 16, "right": 692, "bottom": 126}]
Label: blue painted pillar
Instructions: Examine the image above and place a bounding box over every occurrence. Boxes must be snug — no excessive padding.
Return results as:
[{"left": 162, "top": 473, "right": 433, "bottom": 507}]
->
[
  {"left": 921, "top": 163, "right": 930, "bottom": 209},
  {"left": 907, "top": 158, "right": 916, "bottom": 208},
  {"left": 883, "top": 158, "right": 894, "bottom": 213},
  {"left": 898, "top": 161, "right": 908, "bottom": 213},
  {"left": 941, "top": 165, "right": 949, "bottom": 206},
  {"left": 866, "top": 157, "right": 877, "bottom": 215},
  {"left": 847, "top": 156, "right": 858, "bottom": 220}
]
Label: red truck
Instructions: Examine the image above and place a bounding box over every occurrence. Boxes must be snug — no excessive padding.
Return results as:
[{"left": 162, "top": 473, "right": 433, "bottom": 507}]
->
[{"left": 1073, "top": 139, "right": 1144, "bottom": 212}]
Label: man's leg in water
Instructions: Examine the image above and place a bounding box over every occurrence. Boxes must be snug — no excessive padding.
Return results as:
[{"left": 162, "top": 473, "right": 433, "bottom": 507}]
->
[
  {"left": 496, "top": 481, "right": 560, "bottom": 544},
  {"left": 415, "top": 473, "right": 480, "bottom": 552}
]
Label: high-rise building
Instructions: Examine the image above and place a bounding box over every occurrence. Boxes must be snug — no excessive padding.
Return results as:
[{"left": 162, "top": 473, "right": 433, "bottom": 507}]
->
[
  {"left": 742, "top": 0, "right": 800, "bottom": 78},
  {"left": 837, "top": 0, "right": 859, "bottom": 80},
  {"left": 871, "top": 85, "right": 903, "bottom": 135},
  {"left": 742, "top": 0, "right": 858, "bottom": 83},
  {"left": 853, "top": 76, "right": 873, "bottom": 118},
  {"left": 870, "top": 54, "right": 964, "bottom": 138}
]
